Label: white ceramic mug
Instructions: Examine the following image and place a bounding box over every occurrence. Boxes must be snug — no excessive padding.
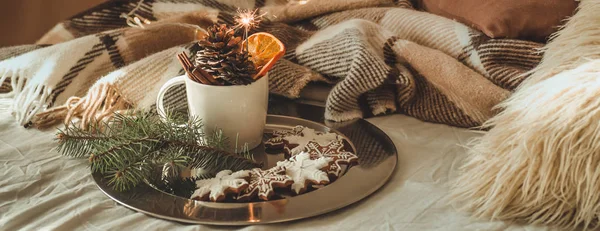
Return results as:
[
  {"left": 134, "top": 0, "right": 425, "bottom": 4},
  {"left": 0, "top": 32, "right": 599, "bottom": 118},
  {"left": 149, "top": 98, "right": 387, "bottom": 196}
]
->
[{"left": 156, "top": 74, "right": 268, "bottom": 151}]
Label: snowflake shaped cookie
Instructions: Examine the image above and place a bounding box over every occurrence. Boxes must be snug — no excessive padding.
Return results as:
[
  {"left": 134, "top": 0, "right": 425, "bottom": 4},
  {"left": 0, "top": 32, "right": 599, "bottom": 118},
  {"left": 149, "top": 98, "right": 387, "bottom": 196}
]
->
[
  {"left": 277, "top": 152, "right": 332, "bottom": 194},
  {"left": 191, "top": 170, "right": 250, "bottom": 202},
  {"left": 265, "top": 126, "right": 340, "bottom": 156},
  {"left": 304, "top": 140, "right": 359, "bottom": 178},
  {"left": 237, "top": 166, "right": 293, "bottom": 201},
  {"left": 272, "top": 125, "right": 304, "bottom": 137}
]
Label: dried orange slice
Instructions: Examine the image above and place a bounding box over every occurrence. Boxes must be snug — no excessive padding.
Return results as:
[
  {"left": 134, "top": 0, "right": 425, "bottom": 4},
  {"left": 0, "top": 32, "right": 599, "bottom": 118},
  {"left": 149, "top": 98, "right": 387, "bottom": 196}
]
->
[{"left": 244, "top": 32, "right": 285, "bottom": 79}]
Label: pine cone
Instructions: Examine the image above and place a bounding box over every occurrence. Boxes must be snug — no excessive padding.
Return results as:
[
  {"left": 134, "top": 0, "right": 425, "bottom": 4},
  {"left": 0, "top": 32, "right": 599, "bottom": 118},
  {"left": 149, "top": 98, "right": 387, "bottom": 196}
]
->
[{"left": 195, "top": 24, "right": 257, "bottom": 86}]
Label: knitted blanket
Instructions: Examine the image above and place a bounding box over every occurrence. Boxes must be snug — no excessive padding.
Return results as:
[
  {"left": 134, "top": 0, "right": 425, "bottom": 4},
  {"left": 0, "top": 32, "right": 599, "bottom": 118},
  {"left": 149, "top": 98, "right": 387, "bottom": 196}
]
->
[{"left": 0, "top": 0, "right": 543, "bottom": 129}]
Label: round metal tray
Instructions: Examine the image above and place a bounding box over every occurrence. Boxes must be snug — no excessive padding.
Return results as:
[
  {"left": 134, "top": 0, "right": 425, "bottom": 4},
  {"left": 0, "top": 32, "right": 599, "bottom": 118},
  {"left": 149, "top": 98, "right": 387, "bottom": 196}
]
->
[{"left": 93, "top": 114, "right": 397, "bottom": 225}]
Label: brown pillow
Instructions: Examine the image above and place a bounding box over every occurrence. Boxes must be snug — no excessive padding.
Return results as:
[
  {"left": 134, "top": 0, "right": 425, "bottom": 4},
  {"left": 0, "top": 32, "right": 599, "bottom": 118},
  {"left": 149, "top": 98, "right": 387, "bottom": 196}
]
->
[{"left": 418, "top": 0, "right": 578, "bottom": 41}]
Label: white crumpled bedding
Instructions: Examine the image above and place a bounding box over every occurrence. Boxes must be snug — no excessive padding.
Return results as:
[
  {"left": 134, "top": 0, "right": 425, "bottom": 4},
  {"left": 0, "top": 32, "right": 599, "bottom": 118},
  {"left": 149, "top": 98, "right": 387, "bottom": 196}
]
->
[{"left": 0, "top": 98, "right": 552, "bottom": 230}]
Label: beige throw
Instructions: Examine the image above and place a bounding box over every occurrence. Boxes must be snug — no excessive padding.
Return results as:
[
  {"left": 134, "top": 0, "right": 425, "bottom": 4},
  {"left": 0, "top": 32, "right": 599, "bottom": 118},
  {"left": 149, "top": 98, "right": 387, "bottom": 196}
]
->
[{"left": 0, "top": 0, "right": 542, "bottom": 129}]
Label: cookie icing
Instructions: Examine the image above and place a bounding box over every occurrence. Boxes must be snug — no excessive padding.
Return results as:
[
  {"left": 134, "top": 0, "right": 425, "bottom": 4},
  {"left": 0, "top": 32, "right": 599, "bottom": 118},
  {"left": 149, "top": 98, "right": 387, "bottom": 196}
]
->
[
  {"left": 304, "top": 140, "right": 359, "bottom": 177},
  {"left": 237, "top": 166, "right": 293, "bottom": 201},
  {"left": 266, "top": 126, "right": 340, "bottom": 156},
  {"left": 277, "top": 152, "right": 332, "bottom": 194},
  {"left": 191, "top": 169, "right": 249, "bottom": 202}
]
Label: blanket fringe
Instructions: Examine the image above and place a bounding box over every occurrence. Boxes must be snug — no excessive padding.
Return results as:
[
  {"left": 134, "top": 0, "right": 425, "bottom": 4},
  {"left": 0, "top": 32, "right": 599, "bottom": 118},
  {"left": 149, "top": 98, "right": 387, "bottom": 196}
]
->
[
  {"left": 0, "top": 77, "right": 11, "bottom": 94},
  {"left": 0, "top": 68, "right": 54, "bottom": 126},
  {"left": 32, "top": 83, "right": 130, "bottom": 130},
  {"left": 0, "top": 69, "right": 12, "bottom": 96}
]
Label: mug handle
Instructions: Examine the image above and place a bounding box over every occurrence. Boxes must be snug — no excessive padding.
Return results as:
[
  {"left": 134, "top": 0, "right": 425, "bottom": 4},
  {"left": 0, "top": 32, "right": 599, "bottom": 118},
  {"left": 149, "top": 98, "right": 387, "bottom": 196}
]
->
[{"left": 156, "top": 75, "right": 186, "bottom": 120}]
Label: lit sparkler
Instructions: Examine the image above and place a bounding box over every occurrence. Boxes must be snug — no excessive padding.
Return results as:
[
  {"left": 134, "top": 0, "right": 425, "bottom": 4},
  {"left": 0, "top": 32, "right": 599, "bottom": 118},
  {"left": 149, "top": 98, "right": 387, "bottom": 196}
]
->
[{"left": 234, "top": 9, "right": 266, "bottom": 52}]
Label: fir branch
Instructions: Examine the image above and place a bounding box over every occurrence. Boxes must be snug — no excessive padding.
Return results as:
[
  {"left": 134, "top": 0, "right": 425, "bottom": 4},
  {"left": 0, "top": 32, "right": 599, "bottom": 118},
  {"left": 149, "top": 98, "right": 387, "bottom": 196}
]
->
[
  {"left": 56, "top": 132, "right": 104, "bottom": 158},
  {"left": 106, "top": 157, "right": 153, "bottom": 192},
  {"left": 56, "top": 120, "right": 118, "bottom": 158},
  {"left": 89, "top": 136, "right": 157, "bottom": 173},
  {"left": 56, "top": 110, "right": 262, "bottom": 192},
  {"left": 57, "top": 133, "right": 106, "bottom": 141},
  {"left": 156, "top": 148, "right": 191, "bottom": 179}
]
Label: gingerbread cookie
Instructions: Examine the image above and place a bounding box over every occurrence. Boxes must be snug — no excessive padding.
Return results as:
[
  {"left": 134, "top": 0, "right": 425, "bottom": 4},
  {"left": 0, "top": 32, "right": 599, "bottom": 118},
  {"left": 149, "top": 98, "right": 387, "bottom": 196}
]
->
[
  {"left": 191, "top": 170, "right": 249, "bottom": 202},
  {"left": 265, "top": 126, "right": 340, "bottom": 156},
  {"left": 272, "top": 125, "right": 304, "bottom": 137},
  {"left": 277, "top": 152, "right": 332, "bottom": 194},
  {"left": 304, "top": 140, "right": 359, "bottom": 178},
  {"left": 263, "top": 136, "right": 287, "bottom": 152},
  {"left": 237, "top": 166, "right": 293, "bottom": 201},
  {"left": 264, "top": 126, "right": 304, "bottom": 153}
]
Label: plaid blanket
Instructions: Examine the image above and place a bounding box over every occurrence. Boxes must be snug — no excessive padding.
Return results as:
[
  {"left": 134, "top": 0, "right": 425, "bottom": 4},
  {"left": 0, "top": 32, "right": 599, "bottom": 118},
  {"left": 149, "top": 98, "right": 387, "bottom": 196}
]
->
[{"left": 0, "top": 0, "right": 543, "bottom": 129}]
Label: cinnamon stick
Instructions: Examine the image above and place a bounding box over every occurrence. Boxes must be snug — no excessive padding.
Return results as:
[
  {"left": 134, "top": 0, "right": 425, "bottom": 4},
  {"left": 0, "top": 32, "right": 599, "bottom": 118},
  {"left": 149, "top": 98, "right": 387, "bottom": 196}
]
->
[
  {"left": 193, "top": 67, "right": 221, "bottom": 85},
  {"left": 176, "top": 53, "right": 209, "bottom": 84}
]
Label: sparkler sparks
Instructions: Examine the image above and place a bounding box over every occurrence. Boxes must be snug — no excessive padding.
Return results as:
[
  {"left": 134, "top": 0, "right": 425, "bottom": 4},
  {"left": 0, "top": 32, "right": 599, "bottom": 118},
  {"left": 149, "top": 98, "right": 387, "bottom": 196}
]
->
[
  {"left": 234, "top": 9, "right": 267, "bottom": 53},
  {"left": 234, "top": 9, "right": 265, "bottom": 31}
]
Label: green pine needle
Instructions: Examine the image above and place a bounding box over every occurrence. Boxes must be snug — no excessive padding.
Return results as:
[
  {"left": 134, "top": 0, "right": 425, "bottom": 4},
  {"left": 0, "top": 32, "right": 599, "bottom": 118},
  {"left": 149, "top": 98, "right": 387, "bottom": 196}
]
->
[{"left": 56, "top": 111, "right": 262, "bottom": 192}]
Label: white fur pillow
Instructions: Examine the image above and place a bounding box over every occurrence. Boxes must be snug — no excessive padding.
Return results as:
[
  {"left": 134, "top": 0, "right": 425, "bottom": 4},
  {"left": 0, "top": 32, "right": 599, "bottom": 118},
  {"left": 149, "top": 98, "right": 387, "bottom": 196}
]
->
[
  {"left": 451, "top": 0, "right": 600, "bottom": 229},
  {"left": 453, "top": 60, "right": 600, "bottom": 229}
]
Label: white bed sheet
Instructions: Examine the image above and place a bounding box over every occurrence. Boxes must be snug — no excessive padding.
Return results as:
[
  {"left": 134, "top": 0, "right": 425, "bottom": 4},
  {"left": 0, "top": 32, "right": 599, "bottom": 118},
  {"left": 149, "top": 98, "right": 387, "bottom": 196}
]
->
[{"left": 0, "top": 98, "right": 554, "bottom": 231}]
